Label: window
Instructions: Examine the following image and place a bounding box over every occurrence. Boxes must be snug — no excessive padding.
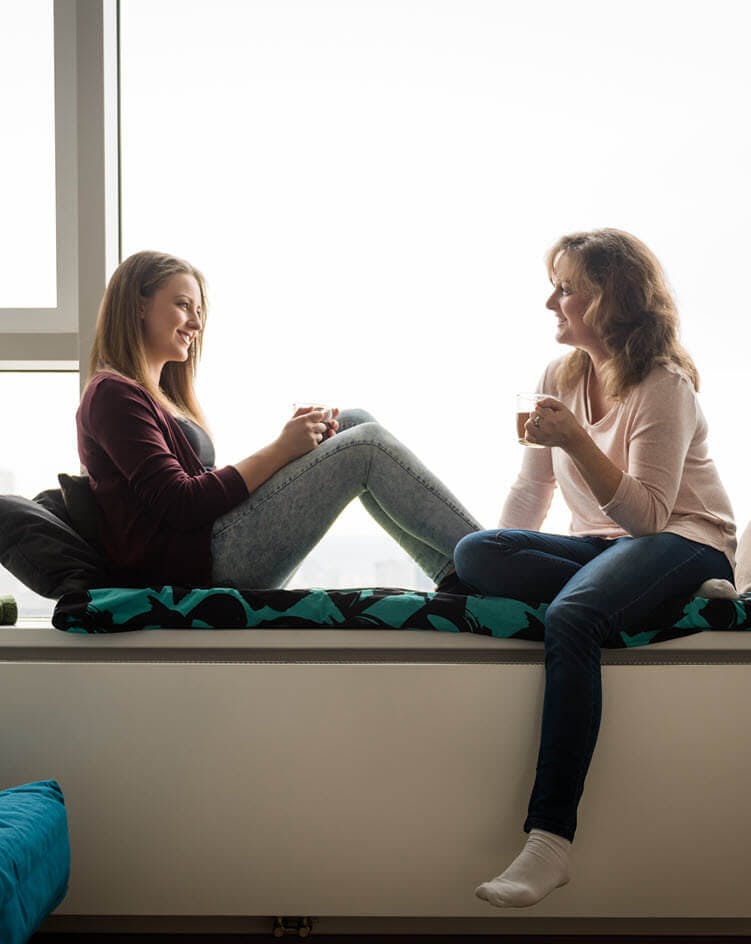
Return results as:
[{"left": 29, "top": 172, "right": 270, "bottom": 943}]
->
[
  {"left": 1, "top": 1, "right": 117, "bottom": 620},
  {"left": 0, "top": 371, "right": 80, "bottom": 619},
  {"left": 0, "top": 0, "right": 87, "bottom": 355},
  {"left": 120, "top": 1, "right": 751, "bottom": 588},
  {"left": 0, "top": 0, "right": 57, "bottom": 309},
  {"left": 5, "top": 2, "right": 747, "bottom": 608}
]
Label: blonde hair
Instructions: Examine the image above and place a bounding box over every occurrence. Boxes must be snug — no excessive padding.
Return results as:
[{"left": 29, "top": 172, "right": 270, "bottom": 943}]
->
[
  {"left": 548, "top": 229, "right": 699, "bottom": 398},
  {"left": 88, "top": 250, "right": 208, "bottom": 427}
]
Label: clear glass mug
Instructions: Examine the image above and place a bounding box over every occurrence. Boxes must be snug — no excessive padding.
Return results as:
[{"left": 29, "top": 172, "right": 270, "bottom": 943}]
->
[
  {"left": 292, "top": 402, "right": 334, "bottom": 423},
  {"left": 516, "top": 393, "right": 547, "bottom": 448}
]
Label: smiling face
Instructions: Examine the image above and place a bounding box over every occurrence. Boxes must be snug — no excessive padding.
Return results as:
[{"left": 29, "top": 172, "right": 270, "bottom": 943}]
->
[
  {"left": 140, "top": 273, "right": 203, "bottom": 379},
  {"left": 545, "top": 251, "right": 606, "bottom": 357}
]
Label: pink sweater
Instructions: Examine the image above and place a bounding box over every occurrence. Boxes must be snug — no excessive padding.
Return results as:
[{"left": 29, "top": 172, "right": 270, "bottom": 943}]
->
[{"left": 501, "top": 357, "right": 737, "bottom": 568}]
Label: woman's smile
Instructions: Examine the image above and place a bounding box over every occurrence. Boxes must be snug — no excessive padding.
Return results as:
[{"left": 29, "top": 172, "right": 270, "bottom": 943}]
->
[{"left": 140, "top": 272, "right": 203, "bottom": 381}]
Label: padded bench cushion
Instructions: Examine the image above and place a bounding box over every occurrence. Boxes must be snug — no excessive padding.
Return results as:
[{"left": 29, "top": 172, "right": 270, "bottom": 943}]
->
[
  {"left": 52, "top": 586, "right": 751, "bottom": 648},
  {"left": 0, "top": 780, "right": 70, "bottom": 944}
]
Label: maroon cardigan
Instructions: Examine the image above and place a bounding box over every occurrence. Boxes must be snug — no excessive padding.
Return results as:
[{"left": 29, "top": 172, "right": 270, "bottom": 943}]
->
[{"left": 77, "top": 373, "right": 248, "bottom": 586}]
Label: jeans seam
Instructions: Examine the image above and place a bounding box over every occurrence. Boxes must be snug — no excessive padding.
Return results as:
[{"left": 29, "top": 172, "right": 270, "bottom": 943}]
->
[
  {"left": 567, "top": 645, "right": 601, "bottom": 837},
  {"left": 607, "top": 540, "right": 710, "bottom": 626}
]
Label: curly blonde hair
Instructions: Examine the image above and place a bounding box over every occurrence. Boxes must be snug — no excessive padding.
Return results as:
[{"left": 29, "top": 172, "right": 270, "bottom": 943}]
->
[
  {"left": 548, "top": 229, "right": 699, "bottom": 398},
  {"left": 88, "top": 250, "right": 208, "bottom": 427}
]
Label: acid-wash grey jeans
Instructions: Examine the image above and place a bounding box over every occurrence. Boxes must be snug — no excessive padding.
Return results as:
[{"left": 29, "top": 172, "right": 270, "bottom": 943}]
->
[{"left": 210, "top": 409, "right": 481, "bottom": 588}]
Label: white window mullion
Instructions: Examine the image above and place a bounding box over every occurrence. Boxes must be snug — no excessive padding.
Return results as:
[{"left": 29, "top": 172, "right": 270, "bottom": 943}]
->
[{"left": 74, "top": 0, "right": 120, "bottom": 387}]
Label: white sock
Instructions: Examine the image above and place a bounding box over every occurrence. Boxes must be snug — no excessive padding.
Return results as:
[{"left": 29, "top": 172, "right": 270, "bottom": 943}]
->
[
  {"left": 693, "top": 578, "right": 739, "bottom": 600},
  {"left": 474, "top": 829, "right": 571, "bottom": 908}
]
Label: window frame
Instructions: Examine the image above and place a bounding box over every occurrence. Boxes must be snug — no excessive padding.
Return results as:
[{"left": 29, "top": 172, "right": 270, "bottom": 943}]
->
[{"left": 0, "top": 0, "right": 120, "bottom": 378}]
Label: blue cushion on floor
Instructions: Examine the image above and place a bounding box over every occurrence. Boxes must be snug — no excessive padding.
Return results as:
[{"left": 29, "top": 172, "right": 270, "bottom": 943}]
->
[{"left": 0, "top": 780, "right": 70, "bottom": 944}]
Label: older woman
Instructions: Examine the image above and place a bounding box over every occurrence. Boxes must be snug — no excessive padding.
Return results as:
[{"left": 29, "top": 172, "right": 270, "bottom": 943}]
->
[{"left": 456, "top": 229, "right": 736, "bottom": 907}]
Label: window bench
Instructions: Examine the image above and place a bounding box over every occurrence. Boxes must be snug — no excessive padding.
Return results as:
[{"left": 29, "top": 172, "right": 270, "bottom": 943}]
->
[{"left": 1, "top": 625, "right": 750, "bottom": 938}]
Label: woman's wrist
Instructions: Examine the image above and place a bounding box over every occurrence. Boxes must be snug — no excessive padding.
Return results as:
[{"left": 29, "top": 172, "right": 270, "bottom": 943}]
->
[
  {"left": 268, "top": 437, "right": 293, "bottom": 467},
  {"left": 560, "top": 423, "right": 589, "bottom": 456},
  {"left": 233, "top": 441, "right": 290, "bottom": 493}
]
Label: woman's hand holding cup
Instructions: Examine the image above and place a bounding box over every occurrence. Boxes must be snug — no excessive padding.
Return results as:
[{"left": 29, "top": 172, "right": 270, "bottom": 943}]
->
[
  {"left": 278, "top": 403, "right": 340, "bottom": 462},
  {"left": 517, "top": 394, "right": 584, "bottom": 450},
  {"left": 292, "top": 403, "right": 340, "bottom": 438},
  {"left": 276, "top": 407, "right": 337, "bottom": 462}
]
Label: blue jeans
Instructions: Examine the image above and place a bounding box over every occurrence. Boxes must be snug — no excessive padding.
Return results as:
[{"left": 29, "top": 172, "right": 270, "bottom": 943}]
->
[
  {"left": 211, "top": 410, "right": 481, "bottom": 588},
  {"left": 454, "top": 528, "right": 734, "bottom": 841}
]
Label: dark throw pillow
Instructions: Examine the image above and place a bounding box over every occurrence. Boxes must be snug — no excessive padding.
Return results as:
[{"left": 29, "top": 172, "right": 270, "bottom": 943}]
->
[
  {"left": 33, "top": 486, "right": 73, "bottom": 526},
  {"left": 57, "top": 473, "right": 107, "bottom": 553},
  {"left": 0, "top": 493, "right": 113, "bottom": 599}
]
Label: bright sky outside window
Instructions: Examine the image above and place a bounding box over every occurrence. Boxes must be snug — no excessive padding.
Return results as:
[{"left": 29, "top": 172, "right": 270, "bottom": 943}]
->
[
  {"left": 0, "top": 0, "right": 56, "bottom": 309},
  {"left": 0, "top": 371, "right": 80, "bottom": 619},
  {"left": 120, "top": 1, "right": 751, "bottom": 587}
]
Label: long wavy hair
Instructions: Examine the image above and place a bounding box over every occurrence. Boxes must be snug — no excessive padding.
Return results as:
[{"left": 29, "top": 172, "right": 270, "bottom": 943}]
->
[
  {"left": 548, "top": 229, "right": 699, "bottom": 398},
  {"left": 88, "top": 250, "right": 208, "bottom": 427}
]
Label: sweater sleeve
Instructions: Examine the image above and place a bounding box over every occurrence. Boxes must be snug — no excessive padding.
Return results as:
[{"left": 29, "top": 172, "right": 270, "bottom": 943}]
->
[
  {"left": 499, "top": 446, "right": 556, "bottom": 530},
  {"left": 599, "top": 369, "right": 697, "bottom": 536},
  {"left": 498, "top": 362, "right": 558, "bottom": 530},
  {"left": 84, "top": 377, "right": 248, "bottom": 530}
]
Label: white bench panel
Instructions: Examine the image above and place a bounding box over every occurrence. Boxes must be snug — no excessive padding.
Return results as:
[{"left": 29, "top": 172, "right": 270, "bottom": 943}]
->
[{"left": 1, "top": 658, "right": 749, "bottom": 918}]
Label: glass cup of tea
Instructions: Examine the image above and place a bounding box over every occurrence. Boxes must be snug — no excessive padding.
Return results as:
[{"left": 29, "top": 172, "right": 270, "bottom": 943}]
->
[
  {"left": 516, "top": 393, "right": 547, "bottom": 448},
  {"left": 292, "top": 402, "right": 334, "bottom": 423}
]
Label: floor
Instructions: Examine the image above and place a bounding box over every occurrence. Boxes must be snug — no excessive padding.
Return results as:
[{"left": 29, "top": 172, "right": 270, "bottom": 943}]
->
[{"left": 28, "top": 935, "right": 751, "bottom": 943}]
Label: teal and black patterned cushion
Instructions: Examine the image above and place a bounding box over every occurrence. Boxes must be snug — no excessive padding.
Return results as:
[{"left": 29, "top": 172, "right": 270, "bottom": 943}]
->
[{"left": 51, "top": 586, "right": 751, "bottom": 648}]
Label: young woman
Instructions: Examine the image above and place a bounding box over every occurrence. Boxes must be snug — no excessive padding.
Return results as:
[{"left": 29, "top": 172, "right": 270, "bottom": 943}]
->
[
  {"left": 455, "top": 229, "right": 736, "bottom": 908},
  {"left": 77, "top": 250, "right": 480, "bottom": 590}
]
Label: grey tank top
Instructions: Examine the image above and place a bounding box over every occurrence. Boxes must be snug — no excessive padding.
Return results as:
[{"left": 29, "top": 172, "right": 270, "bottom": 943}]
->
[{"left": 175, "top": 416, "right": 216, "bottom": 470}]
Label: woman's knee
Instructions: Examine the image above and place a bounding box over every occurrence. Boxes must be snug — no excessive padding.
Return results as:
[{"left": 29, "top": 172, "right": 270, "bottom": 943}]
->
[
  {"left": 455, "top": 529, "right": 526, "bottom": 569},
  {"left": 454, "top": 530, "right": 508, "bottom": 585},
  {"left": 336, "top": 408, "right": 377, "bottom": 431},
  {"left": 335, "top": 417, "right": 401, "bottom": 455}
]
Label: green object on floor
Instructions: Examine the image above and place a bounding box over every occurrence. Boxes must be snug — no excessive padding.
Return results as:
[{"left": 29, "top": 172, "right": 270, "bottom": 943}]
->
[{"left": 0, "top": 595, "right": 18, "bottom": 625}]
